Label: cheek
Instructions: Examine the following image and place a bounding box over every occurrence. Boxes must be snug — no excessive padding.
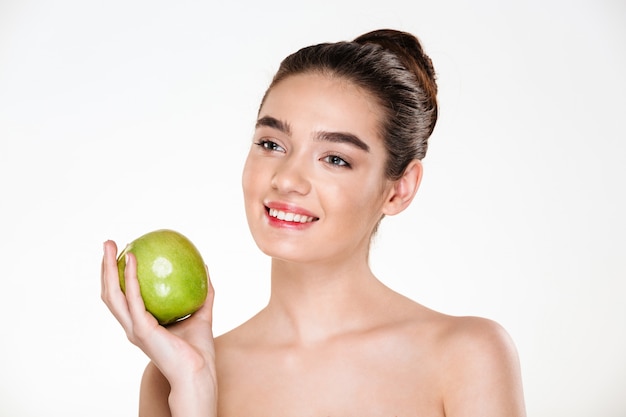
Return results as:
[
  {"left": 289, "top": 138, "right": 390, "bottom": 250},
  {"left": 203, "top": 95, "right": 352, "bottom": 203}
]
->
[
  {"left": 241, "top": 155, "right": 258, "bottom": 200},
  {"left": 327, "top": 180, "right": 383, "bottom": 220},
  {"left": 344, "top": 177, "right": 388, "bottom": 219},
  {"left": 241, "top": 157, "right": 264, "bottom": 233}
]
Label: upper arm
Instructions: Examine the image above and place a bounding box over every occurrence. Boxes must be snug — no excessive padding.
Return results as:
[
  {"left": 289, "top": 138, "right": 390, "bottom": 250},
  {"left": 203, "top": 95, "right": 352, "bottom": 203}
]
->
[
  {"left": 441, "top": 318, "right": 526, "bottom": 417},
  {"left": 139, "top": 361, "right": 172, "bottom": 417}
]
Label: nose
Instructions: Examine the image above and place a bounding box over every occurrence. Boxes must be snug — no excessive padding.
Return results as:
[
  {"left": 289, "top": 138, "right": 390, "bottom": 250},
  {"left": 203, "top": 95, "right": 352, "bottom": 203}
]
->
[{"left": 271, "top": 154, "right": 311, "bottom": 195}]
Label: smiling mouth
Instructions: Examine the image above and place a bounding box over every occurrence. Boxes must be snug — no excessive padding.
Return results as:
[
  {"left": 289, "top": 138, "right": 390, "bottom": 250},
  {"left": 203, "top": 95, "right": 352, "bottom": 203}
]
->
[{"left": 267, "top": 207, "right": 319, "bottom": 223}]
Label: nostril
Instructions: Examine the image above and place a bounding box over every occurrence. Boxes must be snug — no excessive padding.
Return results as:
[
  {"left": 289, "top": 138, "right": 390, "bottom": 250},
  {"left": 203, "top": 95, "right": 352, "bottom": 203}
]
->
[{"left": 270, "top": 165, "right": 311, "bottom": 195}]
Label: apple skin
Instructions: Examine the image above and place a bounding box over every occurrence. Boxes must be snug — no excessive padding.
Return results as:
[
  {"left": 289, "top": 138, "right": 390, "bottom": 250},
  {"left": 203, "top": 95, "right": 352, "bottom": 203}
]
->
[{"left": 117, "top": 229, "right": 208, "bottom": 325}]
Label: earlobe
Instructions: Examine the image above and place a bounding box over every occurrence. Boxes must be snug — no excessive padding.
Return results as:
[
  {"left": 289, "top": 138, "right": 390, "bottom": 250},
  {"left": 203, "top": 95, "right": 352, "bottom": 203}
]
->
[{"left": 382, "top": 160, "right": 423, "bottom": 216}]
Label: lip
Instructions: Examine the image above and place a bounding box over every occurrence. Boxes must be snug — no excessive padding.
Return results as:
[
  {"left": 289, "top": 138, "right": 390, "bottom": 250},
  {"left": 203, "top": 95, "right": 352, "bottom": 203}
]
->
[{"left": 264, "top": 201, "right": 319, "bottom": 228}]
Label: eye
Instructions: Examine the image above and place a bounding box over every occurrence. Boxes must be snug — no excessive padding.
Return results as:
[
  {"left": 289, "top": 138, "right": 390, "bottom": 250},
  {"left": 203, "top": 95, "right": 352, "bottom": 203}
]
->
[
  {"left": 322, "top": 154, "right": 351, "bottom": 168},
  {"left": 255, "top": 139, "right": 285, "bottom": 153}
]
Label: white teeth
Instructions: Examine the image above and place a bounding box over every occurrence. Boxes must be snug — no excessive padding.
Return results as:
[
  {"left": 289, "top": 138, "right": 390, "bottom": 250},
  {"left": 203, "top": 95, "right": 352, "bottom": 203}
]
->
[{"left": 269, "top": 208, "right": 315, "bottom": 223}]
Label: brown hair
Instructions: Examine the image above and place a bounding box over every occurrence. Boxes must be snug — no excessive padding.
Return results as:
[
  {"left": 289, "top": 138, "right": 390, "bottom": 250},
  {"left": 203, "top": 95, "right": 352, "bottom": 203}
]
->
[{"left": 260, "top": 29, "right": 438, "bottom": 180}]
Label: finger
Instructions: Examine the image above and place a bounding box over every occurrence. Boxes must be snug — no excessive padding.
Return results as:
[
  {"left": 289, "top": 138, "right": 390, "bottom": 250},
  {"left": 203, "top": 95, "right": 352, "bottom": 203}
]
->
[
  {"left": 101, "top": 240, "right": 119, "bottom": 300},
  {"left": 124, "top": 254, "right": 162, "bottom": 343},
  {"left": 101, "top": 240, "right": 132, "bottom": 330},
  {"left": 123, "top": 252, "right": 154, "bottom": 322},
  {"left": 100, "top": 240, "right": 118, "bottom": 295}
]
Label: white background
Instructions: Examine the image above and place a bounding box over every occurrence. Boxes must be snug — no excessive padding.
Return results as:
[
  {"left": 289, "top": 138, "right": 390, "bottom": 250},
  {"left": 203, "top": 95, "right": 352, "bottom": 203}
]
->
[{"left": 1, "top": 0, "right": 624, "bottom": 416}]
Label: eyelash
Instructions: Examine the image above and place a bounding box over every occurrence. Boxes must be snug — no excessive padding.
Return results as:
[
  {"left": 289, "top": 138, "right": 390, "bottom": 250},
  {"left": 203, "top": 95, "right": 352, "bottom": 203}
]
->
[
  {"left": 254, "top": 139, "right": 352, "bottom": 169},
  {"left": 322, "top": 154, "right": 351, "bottom": 168},
  {"left": 254, "top": 139, "right": 285, "bottom": 152}
]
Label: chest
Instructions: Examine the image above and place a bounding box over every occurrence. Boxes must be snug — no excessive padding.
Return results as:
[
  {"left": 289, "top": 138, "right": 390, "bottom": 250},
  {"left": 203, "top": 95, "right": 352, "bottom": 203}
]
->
[{"left": 216, "top": 340, "right": 444, "bottom": 417}]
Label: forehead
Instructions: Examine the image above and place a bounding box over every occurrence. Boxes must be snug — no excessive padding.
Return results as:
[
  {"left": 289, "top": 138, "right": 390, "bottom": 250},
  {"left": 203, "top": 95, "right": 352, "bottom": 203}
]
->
[{"left": 258, "top": 73, "right": 384, "bottom": 145}]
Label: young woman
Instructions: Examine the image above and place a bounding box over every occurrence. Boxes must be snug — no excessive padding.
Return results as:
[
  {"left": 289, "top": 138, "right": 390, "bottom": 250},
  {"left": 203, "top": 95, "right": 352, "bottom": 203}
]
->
[{"left": 101, "top": 29, "right": 526, "bottom": 417}]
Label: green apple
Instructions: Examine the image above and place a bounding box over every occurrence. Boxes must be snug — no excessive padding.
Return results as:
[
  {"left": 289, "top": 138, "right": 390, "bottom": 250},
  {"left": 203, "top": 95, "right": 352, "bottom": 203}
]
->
[{"left": 117, "top": 229, "right": 208, "bottom": 325}]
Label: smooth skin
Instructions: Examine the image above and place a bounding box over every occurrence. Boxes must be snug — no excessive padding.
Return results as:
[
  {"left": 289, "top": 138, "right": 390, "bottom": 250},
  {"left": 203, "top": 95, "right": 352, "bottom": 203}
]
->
[{"left": 101, "top": 73, "right": 526, "bottom": 417}]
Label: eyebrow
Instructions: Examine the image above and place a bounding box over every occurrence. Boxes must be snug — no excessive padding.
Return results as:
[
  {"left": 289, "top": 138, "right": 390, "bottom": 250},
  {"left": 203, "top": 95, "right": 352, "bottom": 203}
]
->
[
  {"left": 256, "top": 116, "right": 291, "bottom": 136},
  {"left": 314, "top": 131, "right": 370, "bottom": 152},
  {"left": 256, "top": 115, "right": 370, "bottom": 152}
]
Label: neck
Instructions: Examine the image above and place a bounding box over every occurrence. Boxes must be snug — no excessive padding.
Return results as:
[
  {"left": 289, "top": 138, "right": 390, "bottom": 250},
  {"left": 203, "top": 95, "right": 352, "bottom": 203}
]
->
[{"left": 263, "top": 255, "right": 390, "bottom": 345}]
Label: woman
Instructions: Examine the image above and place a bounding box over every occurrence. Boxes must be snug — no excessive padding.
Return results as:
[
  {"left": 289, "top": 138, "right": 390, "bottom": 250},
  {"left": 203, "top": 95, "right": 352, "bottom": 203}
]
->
[{"left": 102, "top": 29, "right": 526, "bottom": 416}]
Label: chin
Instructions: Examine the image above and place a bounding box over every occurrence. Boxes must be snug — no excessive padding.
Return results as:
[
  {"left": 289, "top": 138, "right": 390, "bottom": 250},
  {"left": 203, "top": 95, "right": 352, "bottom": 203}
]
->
[{"left": 255, "top": 240, "right": 310, "bottom": 263}]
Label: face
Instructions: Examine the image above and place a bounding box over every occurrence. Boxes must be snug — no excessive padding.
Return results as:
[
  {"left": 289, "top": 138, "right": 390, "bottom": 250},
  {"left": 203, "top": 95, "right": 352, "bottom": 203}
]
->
[{"left": 242, "top": 73, "right": 395, "bottom": 266}]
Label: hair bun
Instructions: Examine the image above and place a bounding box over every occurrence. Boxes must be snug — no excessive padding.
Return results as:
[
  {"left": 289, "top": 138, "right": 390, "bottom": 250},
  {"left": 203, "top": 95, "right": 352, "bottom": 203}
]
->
[{"left": 354, "top": 29, "right": 438, "bottom": 113}]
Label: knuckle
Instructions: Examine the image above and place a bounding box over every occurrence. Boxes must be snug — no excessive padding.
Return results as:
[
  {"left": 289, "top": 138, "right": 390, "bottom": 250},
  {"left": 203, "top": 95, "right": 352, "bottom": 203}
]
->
[
  {"left": 128, "top": 322, "right": 151, "bottom": 346},
  {"left": 126, "top": 326, "right": 143, "bottom": 345},
  {"left": 126, "top": 332, "right": 138, "bottom": 345}
]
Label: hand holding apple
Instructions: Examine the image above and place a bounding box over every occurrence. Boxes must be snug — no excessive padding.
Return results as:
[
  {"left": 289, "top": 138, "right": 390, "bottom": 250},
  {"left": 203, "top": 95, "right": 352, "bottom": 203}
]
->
[
  {"left": 102, "top": 236, "right": 217, "bottom": 416},
  {"left": 117, "top": 229, "right": 208, "bottom": 325}
]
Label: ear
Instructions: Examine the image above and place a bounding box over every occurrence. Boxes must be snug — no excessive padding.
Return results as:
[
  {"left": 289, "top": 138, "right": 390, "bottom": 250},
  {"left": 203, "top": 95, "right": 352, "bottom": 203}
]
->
[{"left": 382, "top": 160, "right": 423, "bottom": 216}]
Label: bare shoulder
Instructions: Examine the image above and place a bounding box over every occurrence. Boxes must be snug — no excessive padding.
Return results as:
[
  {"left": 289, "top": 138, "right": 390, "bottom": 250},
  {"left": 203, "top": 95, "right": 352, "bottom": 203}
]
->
[
  {"left": 438, "top": 315, "right": 519, "bottom": 361},
  {"left": 393, "top": 297, "right": 519, "bottom": 366},
  {"left": 433, "top": 314, "right": 527, "bottom": 417},
  {"left": 384, "top": 294, "right": 525, "bottom": 416},
  {"left": 214, "top": 312, "right": 266, "bottom": 375},
  {"left": 138, "top": 361, "right": 171, "bottom": 417},
  {"left": 214, "top": 309, "right": 269, "bottom": 350}
]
